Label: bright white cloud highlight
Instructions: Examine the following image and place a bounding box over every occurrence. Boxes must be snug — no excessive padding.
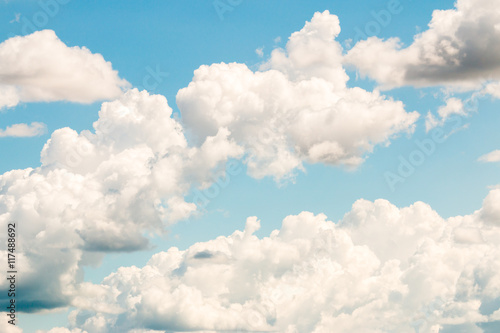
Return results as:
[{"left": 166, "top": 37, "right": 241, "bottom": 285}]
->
[
  {"left": 56, "top": 188, "right": 500, "bottom": 333},
  {"left": 0, "top": 30, "right": 129, "bottom": 109},
  {"left": 345, "top": 0, "right": 500, "bottom": 91},
  {"left": 0, "top": 122, "right": 47, "bottom": 137},
  {"left": 177, "top": 11, "right": 419, "bottom": 180}
]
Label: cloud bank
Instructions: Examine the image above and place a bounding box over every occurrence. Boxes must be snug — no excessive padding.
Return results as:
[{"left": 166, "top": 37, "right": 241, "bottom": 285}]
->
[{"left": 38, "top": 188, "right": 500, "bottom": 333}]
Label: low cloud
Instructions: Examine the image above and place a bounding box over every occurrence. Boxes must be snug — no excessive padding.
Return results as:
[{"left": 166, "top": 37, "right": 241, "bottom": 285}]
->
[{"left": 50, "top": 188, "right": 500, "bottom": 332}]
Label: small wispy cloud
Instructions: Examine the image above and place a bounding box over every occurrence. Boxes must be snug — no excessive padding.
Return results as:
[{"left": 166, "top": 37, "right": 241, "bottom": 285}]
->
[
  {"left": 0, "top": 122, "right": 47, "bottom": 137},
  {"left": 478, "top": 150, "right": 500, "bottom": 163},
  {"left": 9, "top": 13, "right": 21, "bottom": 24},
  {"left": 425, "top": 98, "right": 466, "bottom": 132},
  {"left": 255, "top": 46, "right": 264, "bottom": 58}
]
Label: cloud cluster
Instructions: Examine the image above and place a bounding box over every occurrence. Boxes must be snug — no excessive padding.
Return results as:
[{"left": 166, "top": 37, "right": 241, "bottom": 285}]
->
[
  {"left": 345, "top": 0, "right": 500, "bottom": 91},
  {"left": 0, "top": 12, "right": 419, "bottom": 314},
  {"left": 0, "top": 30, "right": 129, "bottom": 109},
  {"left": 0, "top": 89, "right": 242, "bottom": 312},
  {"left": 44, "top": 188, "right": 500, "bottom": 333},
  {"left": 177, "top": 11, "right": 419, "bottom": 180}
]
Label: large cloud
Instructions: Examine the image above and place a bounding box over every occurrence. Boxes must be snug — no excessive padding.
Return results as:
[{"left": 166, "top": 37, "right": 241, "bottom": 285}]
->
[
  {"left": 0, "top": 30, "right": 129, "bottom": 109},
  {"left": 177, "top": 11, "right": 419, "bottom": 180},
  {"left": 48, "top": 188, "right": 500, "bottom": 333},
  {"left": 345, "top": 0, "right": 500, "bottom": 91},
  {"left": 0, "top": 89, "right": 242, "bottom": 312}
]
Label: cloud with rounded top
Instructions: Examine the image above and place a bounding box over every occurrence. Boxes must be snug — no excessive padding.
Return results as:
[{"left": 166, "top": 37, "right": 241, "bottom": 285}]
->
[
  {"left": 178, "top": 11, "right": 419, "bottom": 181},
  {"left": 0, "top": 30, "right": 130, "bottom": 110}
]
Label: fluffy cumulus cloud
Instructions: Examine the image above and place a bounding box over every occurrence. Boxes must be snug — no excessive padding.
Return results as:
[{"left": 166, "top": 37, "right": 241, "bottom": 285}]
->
[
  {"left": 345, "top": 0, "right": 500, "bottom": 91},
  {"left": 0, "top": 30, "right": 129, "bottom": 109},
  {"left": 0, "top": 89, "right": 242, "bottom": 312},
  {"left": 177, "top": 11, "right": 419, "bottom": 180},
  {"left": 0, "top": 122, "right": 47, "bottom": 137},
  {"left": 48, "top": 188, "right": 500, "bottom": 333}
]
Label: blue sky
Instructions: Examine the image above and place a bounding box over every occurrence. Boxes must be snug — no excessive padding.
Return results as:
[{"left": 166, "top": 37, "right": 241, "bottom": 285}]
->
[{"left": 1, "top": 1, "right": 500, "bottom": 332}]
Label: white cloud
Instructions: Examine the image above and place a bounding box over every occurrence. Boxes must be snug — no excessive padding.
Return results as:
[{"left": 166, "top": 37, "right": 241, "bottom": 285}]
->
[
  {"left": 0, "top": 89, "right": 242, "bottom": 312},
  {"left": 0, "top": 122, "right": 47, "bottom": 137},
  {"left": 425, "top": 97, "right": 466, "bottom": 132},
  {"left": 484, "top": 81, "right": 500, "bottom": 98},
  {"left": 0, "top": 85, "right": 20, "bottom": 109},
  {"left": 177, "top": 11, "right": 419, "bottom": 180},
  {"left": 0, "top": 30, "right": 129, "bottom": 109},
  {"left": 345, "top": 0, "right": 500, "bottom": 92},
  {"left": 479, "top": 150, "right": 500, "bottom": 163},
  {"left": 480, "top": 189, "right": 500, "bottom": 224},
  {"left": 55, "top": 188, "right": 500, "bottom": 333}
]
